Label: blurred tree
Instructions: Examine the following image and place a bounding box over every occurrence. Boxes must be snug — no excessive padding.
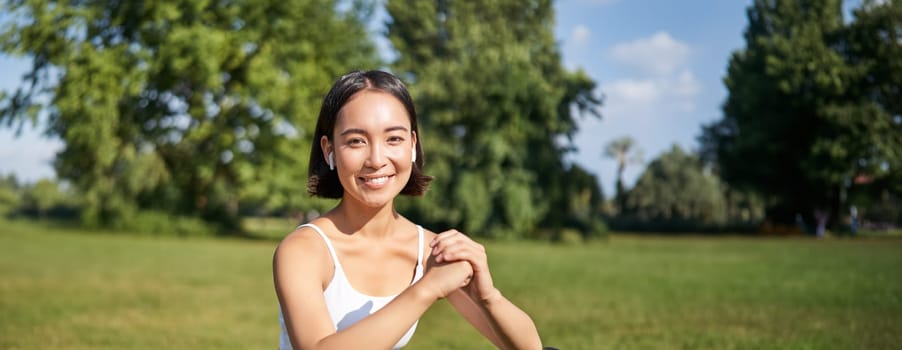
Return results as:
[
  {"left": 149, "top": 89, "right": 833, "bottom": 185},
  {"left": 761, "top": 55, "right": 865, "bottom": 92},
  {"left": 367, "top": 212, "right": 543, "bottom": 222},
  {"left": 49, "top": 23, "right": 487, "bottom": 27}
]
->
[
  {"left": 603, "top": 135, "right": 642, "bottom": 213},
  {"left": 846, "top": 0, "right": 902, "bottom": 123},
  {"left": 843, "top": 0, "right": 902, "bottom": 213},
  {"left": 699, "top": 0, "right": 901, "bottom": 230},
  {"left": 0, "top": 0, "right": 378, "bottom": 231},
  {"left": 387, "top": 0, "right": 604, "bottom": 238},
  {"left": 557, "top": 164, "right": 607, "bottom": 238},
  {"left": 0, "top": 174, "right": 21, "bottom": 217},
  {"left": 23, "top": 178, "right": 64, "bottom": 218},
  {"left": 620, "top": 145, "right": 727, "bottom": 230}
]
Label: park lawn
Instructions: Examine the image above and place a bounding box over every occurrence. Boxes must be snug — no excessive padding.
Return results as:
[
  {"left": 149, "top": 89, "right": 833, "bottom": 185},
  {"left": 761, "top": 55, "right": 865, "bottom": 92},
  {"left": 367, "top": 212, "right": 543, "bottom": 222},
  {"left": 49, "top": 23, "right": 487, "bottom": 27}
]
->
[{"left": 1, "top": 219, "right": 901, "bottom": 349}]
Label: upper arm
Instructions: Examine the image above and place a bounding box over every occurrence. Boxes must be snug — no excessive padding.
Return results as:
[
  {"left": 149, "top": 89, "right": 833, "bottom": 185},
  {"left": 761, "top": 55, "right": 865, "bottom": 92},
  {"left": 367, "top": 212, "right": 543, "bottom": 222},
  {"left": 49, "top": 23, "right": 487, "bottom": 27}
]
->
[{"left": 273, "top": 229, "right": 336, "bottom": 349}]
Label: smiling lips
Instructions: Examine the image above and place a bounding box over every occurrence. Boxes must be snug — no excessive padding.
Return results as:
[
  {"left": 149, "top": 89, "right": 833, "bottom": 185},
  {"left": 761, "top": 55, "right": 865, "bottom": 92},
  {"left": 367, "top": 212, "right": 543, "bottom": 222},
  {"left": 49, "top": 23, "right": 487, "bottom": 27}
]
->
[{"left": 360, "top": 175, "right": 393, "bottom": 188}]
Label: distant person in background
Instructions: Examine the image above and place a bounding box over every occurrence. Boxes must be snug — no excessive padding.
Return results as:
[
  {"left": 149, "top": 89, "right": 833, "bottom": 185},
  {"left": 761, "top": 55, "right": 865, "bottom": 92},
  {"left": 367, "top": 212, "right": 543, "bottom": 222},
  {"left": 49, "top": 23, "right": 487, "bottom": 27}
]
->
[
  {"left": 814, "top": 209, "right": 828, "bottom": 239},
  {"left": 273, "top": 70, "right": 542, "bottom": 349},
  {"left": 849, "top": 205, "right": 859, "bottom": 235}
]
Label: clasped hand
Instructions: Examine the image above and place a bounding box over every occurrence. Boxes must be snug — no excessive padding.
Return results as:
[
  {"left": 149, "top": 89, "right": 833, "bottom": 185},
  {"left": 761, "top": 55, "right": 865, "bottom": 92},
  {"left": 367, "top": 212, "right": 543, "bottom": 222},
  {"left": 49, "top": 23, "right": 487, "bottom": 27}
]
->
[{"left": 423, "top": 230, "right": 498, "bottom": 302}]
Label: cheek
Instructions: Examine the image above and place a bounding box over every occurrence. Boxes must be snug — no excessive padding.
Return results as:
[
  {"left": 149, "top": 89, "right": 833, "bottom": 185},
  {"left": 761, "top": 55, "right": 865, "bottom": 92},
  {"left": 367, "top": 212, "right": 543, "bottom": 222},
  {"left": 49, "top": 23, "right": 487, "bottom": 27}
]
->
[
  {"left": 387, "top": 147, "right": 408, "bottom": 161},
  {"left": 389, "top": 147, "right": 416, "bottom": 170},
  {"left": 335, "top": 151, "right": 364, "bottom": 171}
]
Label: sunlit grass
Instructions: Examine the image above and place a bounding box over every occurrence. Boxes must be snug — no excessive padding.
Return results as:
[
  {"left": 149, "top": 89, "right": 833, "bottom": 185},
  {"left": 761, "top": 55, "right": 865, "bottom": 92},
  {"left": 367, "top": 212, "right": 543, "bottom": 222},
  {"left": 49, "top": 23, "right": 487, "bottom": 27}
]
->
[
  {"left": 2, "top": 220, "right": 900, "bottom": 349},
  {"left": 0, "top": 220, "right": 276, "bottom": 350}
]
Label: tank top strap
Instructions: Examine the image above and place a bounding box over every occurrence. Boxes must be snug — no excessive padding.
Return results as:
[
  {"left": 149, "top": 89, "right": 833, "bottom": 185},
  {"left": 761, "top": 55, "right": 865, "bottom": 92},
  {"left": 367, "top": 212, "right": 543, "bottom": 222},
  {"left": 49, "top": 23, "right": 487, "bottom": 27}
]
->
[
  {"left": 415, "top": 225, "right": 425, "bottom": 271},
  {"left": 297, "top": 223, "right": 341, "bottom": 270}
]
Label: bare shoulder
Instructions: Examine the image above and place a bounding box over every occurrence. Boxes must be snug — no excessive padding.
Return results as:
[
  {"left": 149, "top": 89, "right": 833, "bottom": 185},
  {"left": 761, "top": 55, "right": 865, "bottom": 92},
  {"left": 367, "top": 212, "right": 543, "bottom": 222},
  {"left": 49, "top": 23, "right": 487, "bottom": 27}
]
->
[
  {"left": 275, "top": 225, "right": 327, "bottom": 257},
  {"left": 274, "top": 223, "right": 339, "bottom": 347},
  {"left": 273, "top": 224, "right": 332, "bottom": 282}
]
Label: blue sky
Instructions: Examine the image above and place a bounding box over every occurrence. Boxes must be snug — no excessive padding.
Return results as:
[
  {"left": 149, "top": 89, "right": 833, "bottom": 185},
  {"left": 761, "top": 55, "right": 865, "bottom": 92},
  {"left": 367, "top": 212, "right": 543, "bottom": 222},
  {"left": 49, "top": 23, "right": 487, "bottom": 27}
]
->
[
  {"left": 0, "top": 0, "right": 865, "bottom": 196},
  {"left": 555, "top": 0, "right": 749, "bottom": 195}
]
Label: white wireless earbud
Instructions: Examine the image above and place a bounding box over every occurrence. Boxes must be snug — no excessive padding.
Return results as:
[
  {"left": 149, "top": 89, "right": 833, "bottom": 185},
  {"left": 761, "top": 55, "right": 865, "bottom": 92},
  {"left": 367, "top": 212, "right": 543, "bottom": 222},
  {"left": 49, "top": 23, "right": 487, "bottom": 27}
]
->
[
  {"left": 328, "top": 152, "right": 334, "bottom": 170},
  {"left": 411, "top": 148, "right": 416, "bottom": 163}
]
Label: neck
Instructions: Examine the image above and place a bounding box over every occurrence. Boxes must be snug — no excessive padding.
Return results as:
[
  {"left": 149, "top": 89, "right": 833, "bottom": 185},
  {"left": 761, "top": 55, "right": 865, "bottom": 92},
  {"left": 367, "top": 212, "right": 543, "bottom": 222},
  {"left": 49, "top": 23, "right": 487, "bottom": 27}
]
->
[{"left": 330, "top": 198, "right": 401, "bottom": 239}]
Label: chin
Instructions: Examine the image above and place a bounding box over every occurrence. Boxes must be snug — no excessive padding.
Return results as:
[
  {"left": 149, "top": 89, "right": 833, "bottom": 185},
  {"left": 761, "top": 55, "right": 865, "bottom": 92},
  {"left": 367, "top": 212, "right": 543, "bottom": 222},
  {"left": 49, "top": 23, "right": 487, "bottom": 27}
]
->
[
  {"left": 354, "top": 193, "right": 398, "bottom": 209},
  {"left": 346, "top": 185, "right": 399, "bottom": 206}
]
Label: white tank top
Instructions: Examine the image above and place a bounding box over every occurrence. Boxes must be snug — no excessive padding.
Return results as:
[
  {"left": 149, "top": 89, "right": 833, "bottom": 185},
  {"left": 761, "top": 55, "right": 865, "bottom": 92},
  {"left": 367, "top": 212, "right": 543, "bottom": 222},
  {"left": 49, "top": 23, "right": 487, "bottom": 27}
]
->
[{"left": 278, "top": 223, "right": 425, "bottom": 349}]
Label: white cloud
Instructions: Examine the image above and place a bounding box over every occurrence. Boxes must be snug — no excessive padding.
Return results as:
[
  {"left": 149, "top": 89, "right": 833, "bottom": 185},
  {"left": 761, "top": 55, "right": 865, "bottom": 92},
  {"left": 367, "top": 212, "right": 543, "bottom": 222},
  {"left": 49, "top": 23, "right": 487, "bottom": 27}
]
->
[
  {"left": 603, "top": 32, "right": 701, "bottom": 109},
  {"left": 605, "top": 70, "right": 700, "bottom": 107},
  {"left": 571, "top": 25, "right": 591, "bottom": 46},
  {"left": 609, "top": 31, "right": 691, "bottom": 75},
  {"left": 607, "top": 79, "right": 659, "bottom": 104}
]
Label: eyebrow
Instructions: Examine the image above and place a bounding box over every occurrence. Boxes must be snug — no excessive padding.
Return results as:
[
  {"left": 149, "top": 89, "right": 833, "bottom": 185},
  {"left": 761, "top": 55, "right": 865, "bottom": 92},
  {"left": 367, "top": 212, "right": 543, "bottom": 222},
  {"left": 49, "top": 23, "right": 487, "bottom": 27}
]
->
[{"left": 339, "top": 126, "right": 410, "bottom": 136}]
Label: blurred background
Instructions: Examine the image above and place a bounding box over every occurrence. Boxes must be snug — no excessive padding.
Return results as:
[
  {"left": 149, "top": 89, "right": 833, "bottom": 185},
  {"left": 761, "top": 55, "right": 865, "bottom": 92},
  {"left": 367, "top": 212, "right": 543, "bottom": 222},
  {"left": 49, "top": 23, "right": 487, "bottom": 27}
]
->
[{"left": 0, "top": 0, "right": 900, "bottom": 349}]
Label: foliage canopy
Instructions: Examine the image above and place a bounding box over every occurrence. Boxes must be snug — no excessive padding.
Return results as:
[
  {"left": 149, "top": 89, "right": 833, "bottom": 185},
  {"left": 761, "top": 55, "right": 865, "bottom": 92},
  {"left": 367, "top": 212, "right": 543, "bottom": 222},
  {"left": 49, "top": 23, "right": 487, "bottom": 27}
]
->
[
  {"left": 700, "top": 0, "right": 901, "bottom": 227},
  {"left": 1, "top": 0, "right": 379, "bottom": 230},
  {"left": 387, "top": 0, "right": 605, "bottom": 238}
]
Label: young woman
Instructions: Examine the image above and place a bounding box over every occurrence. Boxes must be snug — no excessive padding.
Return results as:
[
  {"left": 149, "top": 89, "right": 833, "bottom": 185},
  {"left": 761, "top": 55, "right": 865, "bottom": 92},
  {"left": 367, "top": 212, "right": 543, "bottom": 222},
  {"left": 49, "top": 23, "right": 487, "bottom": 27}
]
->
[{"left": 273, "top": 70, "right": 543, "bottom": 349}]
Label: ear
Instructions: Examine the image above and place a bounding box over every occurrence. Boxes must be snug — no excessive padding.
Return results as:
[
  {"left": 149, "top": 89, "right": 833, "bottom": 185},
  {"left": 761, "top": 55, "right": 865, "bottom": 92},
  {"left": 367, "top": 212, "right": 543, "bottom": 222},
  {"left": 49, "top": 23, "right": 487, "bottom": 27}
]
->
[{"left": 320, "top": 135, "right": 332, "bottom": 165}]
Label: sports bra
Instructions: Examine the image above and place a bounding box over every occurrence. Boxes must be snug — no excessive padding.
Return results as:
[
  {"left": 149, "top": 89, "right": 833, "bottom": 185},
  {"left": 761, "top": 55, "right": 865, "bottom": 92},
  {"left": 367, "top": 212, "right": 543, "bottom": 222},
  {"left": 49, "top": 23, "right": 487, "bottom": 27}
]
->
[{"left": 278, "top": 223, "right": 425, "bottom": 349}]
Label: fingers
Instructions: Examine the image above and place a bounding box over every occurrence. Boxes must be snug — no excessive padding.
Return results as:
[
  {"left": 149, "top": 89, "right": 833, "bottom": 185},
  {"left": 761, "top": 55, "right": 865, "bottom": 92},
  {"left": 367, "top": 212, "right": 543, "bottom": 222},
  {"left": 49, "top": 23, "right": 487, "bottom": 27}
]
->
[
  {"left": 429, "top": 229, "right": 463, "bottom": 248},
  {"left": 426, "top": 230, "right": 499, "bottom": 300},
  {"left": 430, "top": 229, "right": 486, "bottom": 266},
  {"left": 422, "top": 259, "right": 473, "bottom": 298},
  {"left": 435, "top": 245, "right": 476, "bottom": 264}
]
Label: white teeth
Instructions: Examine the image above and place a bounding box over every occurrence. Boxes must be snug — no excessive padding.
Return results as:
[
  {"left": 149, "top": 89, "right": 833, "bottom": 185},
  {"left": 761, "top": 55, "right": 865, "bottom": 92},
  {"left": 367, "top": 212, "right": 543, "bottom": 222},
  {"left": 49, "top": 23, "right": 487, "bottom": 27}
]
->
[{"left": 366, "top": 176, "right": 389, "bottom": 185}]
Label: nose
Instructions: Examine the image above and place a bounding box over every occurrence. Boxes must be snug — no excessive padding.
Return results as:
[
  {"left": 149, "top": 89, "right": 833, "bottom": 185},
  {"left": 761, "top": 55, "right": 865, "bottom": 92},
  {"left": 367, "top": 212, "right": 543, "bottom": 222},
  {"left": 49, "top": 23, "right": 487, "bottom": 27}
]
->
[{"left": 365, "top": 143, "right": 387, "bottom": 169}]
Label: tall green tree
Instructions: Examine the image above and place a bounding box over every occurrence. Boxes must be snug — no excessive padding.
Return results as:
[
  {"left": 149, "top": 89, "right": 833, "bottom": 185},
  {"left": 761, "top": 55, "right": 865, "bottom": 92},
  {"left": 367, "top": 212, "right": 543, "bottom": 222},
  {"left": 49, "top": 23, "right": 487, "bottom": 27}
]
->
[
  {"left": 387, "top": 0, "right": 604, "bottom": 238},
  {"left": 699, "top": 0, "right": 901, "bottom": 229},
  {"left": 0, "top": 0, "right": 378, "bottom": 230},
  {"left": 840, "top": 0, "right": 902, "bottom": 228},
  {"left": 844, "top": 0, "right": 902, "bottom": 194}
]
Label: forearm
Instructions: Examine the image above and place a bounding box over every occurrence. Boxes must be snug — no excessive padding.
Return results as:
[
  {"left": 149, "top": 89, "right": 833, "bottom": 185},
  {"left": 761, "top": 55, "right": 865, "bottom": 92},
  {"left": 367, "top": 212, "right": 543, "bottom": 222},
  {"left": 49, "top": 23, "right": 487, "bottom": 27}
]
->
[
  {"left": 477, "top": 289, "right": 543, "bottom": 350},
  {"left": 311, "top": 283, "right": 437, "bottom": 349}
]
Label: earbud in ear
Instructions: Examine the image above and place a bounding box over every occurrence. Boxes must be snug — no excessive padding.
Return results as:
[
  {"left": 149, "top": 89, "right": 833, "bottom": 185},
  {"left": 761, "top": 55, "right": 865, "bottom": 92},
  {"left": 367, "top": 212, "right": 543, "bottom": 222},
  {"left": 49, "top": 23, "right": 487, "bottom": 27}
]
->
[
  {"left": 328, "top": 152, "right": 334, "bottom": 171},
  {"left": 411, "top": 148, "right": 416, "bottom": 163}
]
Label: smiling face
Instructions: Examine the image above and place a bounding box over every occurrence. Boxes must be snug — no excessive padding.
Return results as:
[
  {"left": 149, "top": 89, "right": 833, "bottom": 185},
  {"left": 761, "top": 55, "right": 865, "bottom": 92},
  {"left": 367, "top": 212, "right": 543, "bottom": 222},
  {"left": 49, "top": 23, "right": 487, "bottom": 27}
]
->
[{"left": 322, "top": 90, "right": 417, "bottom": 208}]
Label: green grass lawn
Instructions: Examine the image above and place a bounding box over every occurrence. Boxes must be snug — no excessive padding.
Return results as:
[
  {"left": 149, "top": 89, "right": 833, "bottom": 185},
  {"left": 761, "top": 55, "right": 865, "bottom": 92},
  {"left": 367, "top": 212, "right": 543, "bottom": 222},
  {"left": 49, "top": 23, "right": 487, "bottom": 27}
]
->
[{"left": 2, "top": 219, "right": 900, "bottom": 349}]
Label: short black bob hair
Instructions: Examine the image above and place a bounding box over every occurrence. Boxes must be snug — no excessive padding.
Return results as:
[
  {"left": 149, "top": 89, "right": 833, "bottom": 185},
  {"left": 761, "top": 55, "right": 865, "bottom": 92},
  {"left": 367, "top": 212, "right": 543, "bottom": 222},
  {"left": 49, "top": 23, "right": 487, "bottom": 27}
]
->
[{"left": 307, "top": 70, "right": 432, "bottom": 198}]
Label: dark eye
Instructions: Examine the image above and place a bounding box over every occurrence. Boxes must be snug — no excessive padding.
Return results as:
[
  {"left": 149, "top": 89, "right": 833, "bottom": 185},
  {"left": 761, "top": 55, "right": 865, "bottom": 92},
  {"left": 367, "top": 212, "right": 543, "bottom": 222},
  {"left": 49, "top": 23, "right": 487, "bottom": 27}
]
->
[
  {"left": 347, "top": 138, "right": 365, "bottom": 146},
  {"left": 387, "top": 136, "right": 404, "bottom": 144}
]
